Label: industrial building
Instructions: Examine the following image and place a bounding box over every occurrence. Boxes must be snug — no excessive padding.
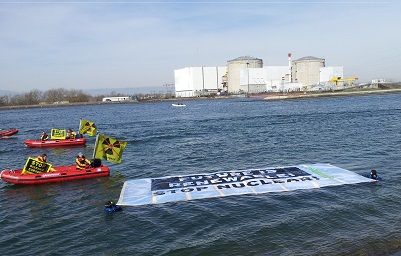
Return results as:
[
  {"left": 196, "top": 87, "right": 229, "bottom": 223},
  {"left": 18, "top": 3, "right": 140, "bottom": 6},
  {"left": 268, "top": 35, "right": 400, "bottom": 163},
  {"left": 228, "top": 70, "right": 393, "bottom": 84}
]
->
[
  {"left": 174, "top": 67, "right": 227, "bottom": 97},
  {"left": 173, "top": 53, "right": 350, "bottom": 97},
  {"left": 226, "top": 56, "right": 263, "bottom": 94},
  {"left": 102, "top": 96, "right": 134, "bottom": 102},
  {"left": 292, "top": 56, "right": 325, "bottom": 86}
]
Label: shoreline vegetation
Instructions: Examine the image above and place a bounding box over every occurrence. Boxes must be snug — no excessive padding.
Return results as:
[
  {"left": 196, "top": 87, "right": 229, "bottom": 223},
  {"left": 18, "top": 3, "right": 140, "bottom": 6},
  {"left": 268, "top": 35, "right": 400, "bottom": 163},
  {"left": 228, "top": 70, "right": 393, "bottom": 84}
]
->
[{"left": 1, "top": 83, "right": 401, "bottom": 111}]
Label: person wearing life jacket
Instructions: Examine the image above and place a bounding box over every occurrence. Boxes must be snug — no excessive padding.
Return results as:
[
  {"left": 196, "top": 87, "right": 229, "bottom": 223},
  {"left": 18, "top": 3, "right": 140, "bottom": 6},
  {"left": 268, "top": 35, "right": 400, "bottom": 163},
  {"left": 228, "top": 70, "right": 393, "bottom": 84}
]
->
[
  {"left": 41, "top": 131, "right": 49, "bottom": 141},
  {"left": 104, "top": 201, "right": 122, "bottom": 213},
  {"left": 76, "top": 152, "right": 92, "bottom": 169},
  {"left": 36, "top": 154, "right": 56, "bottom": 172},
  {"left": 37, "top": 153, "right": 47, "bottom": 162},
  {"left": 369, "top": 169, "right": 379, "bottom": 180},
  {"left": 66, "top": 128, "right": 76, "bottom": 139}
]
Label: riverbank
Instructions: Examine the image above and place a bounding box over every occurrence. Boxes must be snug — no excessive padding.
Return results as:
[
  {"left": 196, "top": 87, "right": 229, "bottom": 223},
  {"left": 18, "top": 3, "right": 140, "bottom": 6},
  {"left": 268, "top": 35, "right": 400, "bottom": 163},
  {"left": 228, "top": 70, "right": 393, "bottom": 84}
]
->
[
  {"left": 0, "top": 96, "right": 227, "bottom": 111},
  {"left": 2, "top": 87, "right": 401, "bottom": 110},
  {"left": 263, "top": 88, "right": 401, "bottom": 101}
]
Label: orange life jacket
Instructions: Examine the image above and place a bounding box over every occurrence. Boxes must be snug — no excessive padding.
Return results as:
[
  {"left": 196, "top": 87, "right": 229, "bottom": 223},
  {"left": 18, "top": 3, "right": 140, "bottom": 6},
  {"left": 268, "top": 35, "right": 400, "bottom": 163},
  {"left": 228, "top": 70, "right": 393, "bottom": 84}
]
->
[{"left": 76, "top": 157, "right": 91, "bottom": 169}]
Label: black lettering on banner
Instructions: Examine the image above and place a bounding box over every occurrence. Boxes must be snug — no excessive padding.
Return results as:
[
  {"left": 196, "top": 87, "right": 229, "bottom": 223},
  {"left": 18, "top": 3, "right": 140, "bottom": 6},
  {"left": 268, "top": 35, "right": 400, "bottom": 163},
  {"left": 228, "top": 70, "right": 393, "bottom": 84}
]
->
[
  {"left": 196, "top": 187, "right": 208, "bottom": 191},
  {"left": 22, "top": 158, "right": 52, "bottom": 174},
  {"left": 154, "top": 191, "right": 166, "bottom": 196},
  {"left": 260, "top": 179, "right": 272, "bottom": 185},
  {"left": 151, "top": 167, "right": 313, "bottom": 193},
  {"left": 232, "top": 183, "right": 245, "bottom": 188},
  {"left": 153, "top": 186, "right": 209, "bottom": 196},
  {"left": 217, "top": 184, "right": 231, "bottom": 189},
  {"left": 247, "top": 180, "right": 259, "bottom": 186},
  {"left": 181, "top": 188, "right": 194, "bottom": 193}
]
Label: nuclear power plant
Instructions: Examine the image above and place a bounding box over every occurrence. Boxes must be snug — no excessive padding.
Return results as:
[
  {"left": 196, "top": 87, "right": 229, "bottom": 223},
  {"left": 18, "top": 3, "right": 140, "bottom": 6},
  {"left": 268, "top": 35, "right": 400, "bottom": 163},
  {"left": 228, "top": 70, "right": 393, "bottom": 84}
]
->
[{"left": 173, "top": 54, "right": 358, "bottom": 98}]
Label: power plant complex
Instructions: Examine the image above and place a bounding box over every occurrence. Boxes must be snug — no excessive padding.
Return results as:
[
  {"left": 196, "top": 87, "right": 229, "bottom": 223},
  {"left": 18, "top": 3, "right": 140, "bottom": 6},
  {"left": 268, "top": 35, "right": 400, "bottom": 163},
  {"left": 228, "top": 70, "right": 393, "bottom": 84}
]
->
[{"left": 173, "top": 54, "right": 357, "bottom": 98}]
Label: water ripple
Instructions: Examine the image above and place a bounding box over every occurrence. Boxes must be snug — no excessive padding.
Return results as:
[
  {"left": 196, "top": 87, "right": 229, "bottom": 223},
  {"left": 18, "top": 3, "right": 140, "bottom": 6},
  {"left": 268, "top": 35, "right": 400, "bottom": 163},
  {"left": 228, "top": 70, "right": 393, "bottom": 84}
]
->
[{"left": 2, "top": 95, "right": 401, "bottom": 255}]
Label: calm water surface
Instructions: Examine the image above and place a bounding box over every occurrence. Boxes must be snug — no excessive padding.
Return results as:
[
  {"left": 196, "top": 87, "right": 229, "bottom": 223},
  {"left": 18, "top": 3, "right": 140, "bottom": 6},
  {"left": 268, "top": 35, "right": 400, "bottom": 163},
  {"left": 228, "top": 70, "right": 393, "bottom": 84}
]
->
[{"left": 1, "top": 95, "right": 401, "bottom": 255}]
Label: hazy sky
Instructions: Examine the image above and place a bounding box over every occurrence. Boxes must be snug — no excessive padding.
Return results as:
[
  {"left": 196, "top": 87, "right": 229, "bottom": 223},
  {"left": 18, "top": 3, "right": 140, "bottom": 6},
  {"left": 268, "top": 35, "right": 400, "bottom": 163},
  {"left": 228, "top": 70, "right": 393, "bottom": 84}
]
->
[{"left": 0, "top": 0, "right": 399, "bottom": 92}]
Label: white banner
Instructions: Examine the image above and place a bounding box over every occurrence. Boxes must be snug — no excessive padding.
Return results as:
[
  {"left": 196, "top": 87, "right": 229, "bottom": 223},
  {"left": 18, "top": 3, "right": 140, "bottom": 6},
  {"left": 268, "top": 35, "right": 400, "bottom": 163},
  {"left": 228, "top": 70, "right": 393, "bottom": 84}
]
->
[{"left": 117, "top": 163, "right": 375, "bottom": 206}]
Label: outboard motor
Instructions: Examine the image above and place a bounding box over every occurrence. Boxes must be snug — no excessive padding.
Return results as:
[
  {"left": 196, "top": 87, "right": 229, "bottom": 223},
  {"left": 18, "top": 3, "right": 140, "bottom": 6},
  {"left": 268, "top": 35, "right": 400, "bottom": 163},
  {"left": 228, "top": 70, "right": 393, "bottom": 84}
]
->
[{"left": 92, "top": 158, "right": 102, "bottom": 167}]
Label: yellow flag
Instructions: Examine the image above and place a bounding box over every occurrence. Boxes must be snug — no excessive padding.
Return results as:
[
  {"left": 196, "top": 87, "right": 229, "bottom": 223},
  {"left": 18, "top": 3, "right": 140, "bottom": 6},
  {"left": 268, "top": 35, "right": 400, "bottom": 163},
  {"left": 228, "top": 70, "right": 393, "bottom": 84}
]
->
[
  {"left": 51, "top": 128, "right": 66, "bottom": 139},
  {"left": 22, "top": 157, "right": 53, "bottom": 174},
  {"left": 94, "top": 134, "right": 127, "bottom": 164},
  {"left": 79, "top": 119, "right": 97, "bottom": 136}
]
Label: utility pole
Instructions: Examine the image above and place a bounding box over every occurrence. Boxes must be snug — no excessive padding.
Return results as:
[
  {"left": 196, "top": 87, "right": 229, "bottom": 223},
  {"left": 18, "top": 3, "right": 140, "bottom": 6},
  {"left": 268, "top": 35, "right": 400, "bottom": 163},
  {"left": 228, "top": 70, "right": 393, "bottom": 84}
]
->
[
  {"left": 163, "top": 83, "right": 169, "bottom": 95},
  {"left": 202, "top": 66, "right": 205, "bottom": 96},
  {"left": 163, "top": 83, "right": 174, "bottom": 97},
  {"left": 246, "top": 62, "right": 250, "bottom": 96}
]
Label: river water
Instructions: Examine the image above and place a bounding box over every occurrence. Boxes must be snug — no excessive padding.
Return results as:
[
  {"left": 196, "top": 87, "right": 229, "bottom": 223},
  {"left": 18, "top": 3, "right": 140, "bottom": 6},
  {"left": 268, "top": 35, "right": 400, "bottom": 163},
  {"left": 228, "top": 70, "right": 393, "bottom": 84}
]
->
[{"left": 1, "top": 95, "right": 401, "bottom": 255}]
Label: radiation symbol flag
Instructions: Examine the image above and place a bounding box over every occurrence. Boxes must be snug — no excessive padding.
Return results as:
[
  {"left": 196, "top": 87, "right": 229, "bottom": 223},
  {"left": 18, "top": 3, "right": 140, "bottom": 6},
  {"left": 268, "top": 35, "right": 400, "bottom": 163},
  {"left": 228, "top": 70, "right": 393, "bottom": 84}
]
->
[
  {"left": 94, "top": 134, "right": 127, "bottom": 163},
  {"left": 79, "top": 119, "right": 97, "bottom": 136}
]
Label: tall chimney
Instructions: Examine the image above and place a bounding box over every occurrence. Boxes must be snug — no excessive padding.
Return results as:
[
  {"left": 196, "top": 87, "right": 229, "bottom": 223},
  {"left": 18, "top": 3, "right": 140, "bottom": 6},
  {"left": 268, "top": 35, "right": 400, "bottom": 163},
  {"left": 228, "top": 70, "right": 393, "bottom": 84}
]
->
[{"left": 288, "top": 53, "right": 292, "bottom": 82}]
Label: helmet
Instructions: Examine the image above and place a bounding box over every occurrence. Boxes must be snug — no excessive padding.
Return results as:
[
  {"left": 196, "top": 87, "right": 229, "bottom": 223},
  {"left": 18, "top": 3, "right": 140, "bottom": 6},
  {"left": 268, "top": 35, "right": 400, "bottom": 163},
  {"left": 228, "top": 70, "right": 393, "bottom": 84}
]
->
[{"left": 78, "top": 152, "right": 83, "bottom": 157}]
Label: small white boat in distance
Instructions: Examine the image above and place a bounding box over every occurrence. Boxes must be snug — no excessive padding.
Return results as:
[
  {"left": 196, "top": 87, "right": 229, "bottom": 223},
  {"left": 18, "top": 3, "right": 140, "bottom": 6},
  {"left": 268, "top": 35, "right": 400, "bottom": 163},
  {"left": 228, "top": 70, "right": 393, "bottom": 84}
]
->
[{"left": 172, "top": 103, "right": 186, "bottom": 107}]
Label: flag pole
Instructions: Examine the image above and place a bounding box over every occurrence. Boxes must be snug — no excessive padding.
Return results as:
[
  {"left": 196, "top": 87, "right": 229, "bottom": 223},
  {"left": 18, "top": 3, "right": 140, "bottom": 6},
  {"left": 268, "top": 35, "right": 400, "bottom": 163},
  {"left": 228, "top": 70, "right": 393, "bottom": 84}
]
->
[
  {"left": 79, "top": 118, "right": 82, "bottom": 136},
  {"left": 93, "top": 133, "right": 99, "bottom": 159}
]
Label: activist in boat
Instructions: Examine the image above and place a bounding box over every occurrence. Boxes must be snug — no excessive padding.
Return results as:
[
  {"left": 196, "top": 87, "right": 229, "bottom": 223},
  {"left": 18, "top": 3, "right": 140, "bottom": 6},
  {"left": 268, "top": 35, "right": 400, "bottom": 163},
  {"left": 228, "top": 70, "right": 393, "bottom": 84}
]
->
[
  {"left": 36, "top": 153, "right": 56, "bottom": 172},
  {"left": 76, "top": 152, "right": 92, "bottom": 169},
  {"left": 66, "top": 128, "right": 77, "bottom": 139},
  {"left": 25, "top": 129, "right": 83, "bottom": 147},
  {"left": 1, "top": 121, "right": 127, "bottom": 185},
  {"left": 24, "top": 119, "right": 98, "bottom": 147},
  {"left": 41, "top": 131, "right": 49, "bottom": 141}
]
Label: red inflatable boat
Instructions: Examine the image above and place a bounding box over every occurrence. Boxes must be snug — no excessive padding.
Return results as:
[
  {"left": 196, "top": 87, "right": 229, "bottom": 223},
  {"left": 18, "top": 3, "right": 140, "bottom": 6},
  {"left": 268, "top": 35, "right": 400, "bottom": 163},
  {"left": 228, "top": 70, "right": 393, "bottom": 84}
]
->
[
  {"left": 24, "top": 138, "right": 86, "bottom": 147},
  {"left": 0, "top": 128, "right": 19, "bottom": 137},
  {"left": 1, "top": 164, "right": 110, "bottom": 185}
]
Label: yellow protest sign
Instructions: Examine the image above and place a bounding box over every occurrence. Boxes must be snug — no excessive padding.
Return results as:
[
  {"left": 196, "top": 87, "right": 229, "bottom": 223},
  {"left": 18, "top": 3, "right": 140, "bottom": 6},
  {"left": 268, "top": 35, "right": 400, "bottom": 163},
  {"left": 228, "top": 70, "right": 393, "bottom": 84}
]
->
[
  {"left": 51, "top": 128, "right": 66, "bottom": 140},
  {"left": 22, "top": 157, "right": 53, "bottom": 174}
]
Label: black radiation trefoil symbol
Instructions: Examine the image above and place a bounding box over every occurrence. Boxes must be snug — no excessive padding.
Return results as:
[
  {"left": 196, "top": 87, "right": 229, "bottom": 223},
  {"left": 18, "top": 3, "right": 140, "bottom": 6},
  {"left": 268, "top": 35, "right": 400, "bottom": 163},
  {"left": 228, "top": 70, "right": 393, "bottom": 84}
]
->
[
  {"left": 102, "top": 138, "right": 121, "bottom": 156},
  {"left": 84, "top": 122, "right": 96, "bottom": 132}
]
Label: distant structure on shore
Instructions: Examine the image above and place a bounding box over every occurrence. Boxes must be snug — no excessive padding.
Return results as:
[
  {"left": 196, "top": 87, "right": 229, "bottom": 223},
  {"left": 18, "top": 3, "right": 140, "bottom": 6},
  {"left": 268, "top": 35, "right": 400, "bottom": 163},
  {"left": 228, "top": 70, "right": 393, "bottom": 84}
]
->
[
  {"left": 102, "top": 96, "right": 136, "bottom": 102},
  {"left": 173, "top": 53, "right": 364, "bottom": 98}
]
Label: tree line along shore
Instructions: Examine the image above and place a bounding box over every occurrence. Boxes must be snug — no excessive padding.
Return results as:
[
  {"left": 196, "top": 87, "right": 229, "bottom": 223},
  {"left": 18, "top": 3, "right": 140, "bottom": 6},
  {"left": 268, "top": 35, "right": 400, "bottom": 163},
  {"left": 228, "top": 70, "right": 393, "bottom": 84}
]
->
[{"left": 1, "top": 83, "right": 401, "bottom": 111}]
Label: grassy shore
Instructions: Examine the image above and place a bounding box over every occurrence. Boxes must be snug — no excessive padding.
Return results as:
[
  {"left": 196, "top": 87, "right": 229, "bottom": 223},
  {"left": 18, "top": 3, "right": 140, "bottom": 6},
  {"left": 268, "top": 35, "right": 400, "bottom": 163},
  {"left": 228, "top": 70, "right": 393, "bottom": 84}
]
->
[
  {"left": 1, "top": 84, "right": 401, "bottom": 111},
  {"left": 0, "top": 96, "right": 226, "bottom": 111},
  {"left": 263, "top": 87, "right": 401, "bottom": 101}
]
